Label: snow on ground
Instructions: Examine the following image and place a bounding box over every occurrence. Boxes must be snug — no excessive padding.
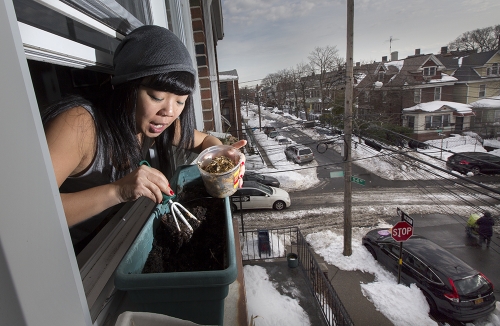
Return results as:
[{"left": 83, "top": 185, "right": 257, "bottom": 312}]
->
[
  {"left": 244, "top": 265, "right": 311, "bottom": 326},
  {"left": 241, "top": 104, "right": 500, "bottom": 326}
]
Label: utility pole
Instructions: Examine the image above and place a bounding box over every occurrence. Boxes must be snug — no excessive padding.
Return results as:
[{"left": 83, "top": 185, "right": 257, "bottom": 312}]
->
[
  {"left": 256, "top": 84, "right": 262, "bottom": 131},
  {"left": 245, "top": 87, "right": 248, "bottom": 117},
  {"left": 343, "top": 0, "right": 354, "bottom": 256}
]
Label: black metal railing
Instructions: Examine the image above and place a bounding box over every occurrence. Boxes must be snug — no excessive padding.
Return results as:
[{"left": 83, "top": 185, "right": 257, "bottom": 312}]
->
[
  {"left": 239, "top": 227, "right": 297, "bottom": 260},
  {"left": 240, "top": 227, "right": 353, "bottom": 326},
  {"left": 296, "top": 229, "right": 353, "bottom": 326}
]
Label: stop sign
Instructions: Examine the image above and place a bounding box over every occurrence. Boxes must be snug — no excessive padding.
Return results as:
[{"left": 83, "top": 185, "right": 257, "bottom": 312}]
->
[{"left": 391, "top": 221, "right": 413, "bottom": 242}]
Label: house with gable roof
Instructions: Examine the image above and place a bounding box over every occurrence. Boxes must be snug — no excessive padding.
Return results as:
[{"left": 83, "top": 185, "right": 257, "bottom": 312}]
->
[
  {"left": 355, "top": 49, "right": 458, "bottom": 127},
  {"left": 469, "top": 95, "right": 500, "bottom": 138},
  {"left": 402, "top": 101, "right": 474, "bottom": 141},
  {"left": 436, "top": 48, "right": 500, "bottom": 104}
]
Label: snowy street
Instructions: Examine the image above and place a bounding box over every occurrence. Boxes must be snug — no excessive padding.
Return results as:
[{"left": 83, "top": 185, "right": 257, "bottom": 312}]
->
[{"left": 241, "top": 104, "right": 500, "bottom": 326}]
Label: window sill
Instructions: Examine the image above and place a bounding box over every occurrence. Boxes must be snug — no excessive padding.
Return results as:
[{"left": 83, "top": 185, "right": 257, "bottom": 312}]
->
[{"left": 77, "top": 197, "right": 155, "bottom": 322}]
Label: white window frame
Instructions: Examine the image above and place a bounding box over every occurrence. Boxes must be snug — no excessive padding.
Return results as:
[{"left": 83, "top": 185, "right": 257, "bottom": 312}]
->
[
  {"left": 0, "top": 1, "right": 199, "bottom": 325},
  {"left": 423, "top": 66, "right": 436, "bottom": 76},
  {"left": 434, "top": 87, "right": 441, "bottom": 101},
  {"left": 414, "top": 89, "right": 421, "bottom": 103},
  {"left": 492, "top": 63, "right": 498, "bottom": 75},
  {"left": 479, "top": 84, "right": 486, "bottom": 98}
]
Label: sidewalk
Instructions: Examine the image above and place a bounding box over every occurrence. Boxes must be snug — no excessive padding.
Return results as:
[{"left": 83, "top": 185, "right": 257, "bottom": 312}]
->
[
  {"left": 246, "top": 256, "right": 394, "bottom": 326},
  {"left": 312, "top": 251, "right": 394, "bottom": 326}
]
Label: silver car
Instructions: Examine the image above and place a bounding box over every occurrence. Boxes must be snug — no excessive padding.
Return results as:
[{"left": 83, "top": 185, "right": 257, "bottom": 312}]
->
[
  {"left": 230, "top": 181, "right": 291, "bottom": 212},
  {"left": 284, "top": 145, "right": 314, "bottom": 164}
]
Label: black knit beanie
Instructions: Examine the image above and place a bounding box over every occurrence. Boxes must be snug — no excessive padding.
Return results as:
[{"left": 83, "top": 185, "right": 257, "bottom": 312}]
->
[{"left": 111, "top": 25, "right": 196, "bottom": 85}]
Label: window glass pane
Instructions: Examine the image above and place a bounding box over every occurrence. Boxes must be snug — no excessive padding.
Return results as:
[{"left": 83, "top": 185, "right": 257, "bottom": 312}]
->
[
  {"left": 14, "top": 0, "right": 120, "bottom": 55},
  {"left": 414, "top": 89, "right": 421, "bottom": 103},
  {"left": 443, "top": 114, "right": 450, "bottom": 126},
  {"left": 116, "top": 0, "right": 152, "bottom": 24},
  {"left": 434, "top": 87, "right": 441, "bottom": 101},
  {"left": 479, "top": 85, "right": 486, "bottom": 98},
  {"left": 60, "top": 0, "right": 151, "bottom": 35},
  {"left": 408, "top": 116, "right": 415, "bottom": 128},
  {"left": 454, "top": 275, "right": 488, "bottom": 295}
]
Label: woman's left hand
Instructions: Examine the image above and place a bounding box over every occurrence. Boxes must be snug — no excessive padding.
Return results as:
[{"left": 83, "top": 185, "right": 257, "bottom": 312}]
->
[{"left": 231, "top": 140, "right": 247, "bottom": 188}]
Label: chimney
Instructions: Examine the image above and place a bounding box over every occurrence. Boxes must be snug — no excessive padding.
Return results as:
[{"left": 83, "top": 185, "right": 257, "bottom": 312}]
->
[
  {"left": 391, "top": 51, "right": 398, "bottom": 61},
  {"left": 356, "top": 62, "right": 360, "bottom": 67},
  {"left": 441, "top": 46, "right": 448, "bottom": 54},
  {"left": 415, "top": 48, "right": 421, "bottom": 55},
  {"left": 382, "top": 56, "right": 387, "bottom": 62}
]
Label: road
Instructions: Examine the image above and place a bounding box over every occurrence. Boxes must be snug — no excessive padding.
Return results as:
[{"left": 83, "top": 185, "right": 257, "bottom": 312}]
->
[{"left": 242, "top": 109, "right": 500, "bottom": 324}]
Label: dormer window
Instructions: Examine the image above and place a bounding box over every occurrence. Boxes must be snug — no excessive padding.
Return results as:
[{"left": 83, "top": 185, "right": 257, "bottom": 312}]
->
[
  {"left": 378, "top": 71, "right": 384, "bottom": 81},
  {"left": 491, "top": 63, "right": 498, "bottom": 75},
  {"left": 423, "top": 67, "right": 436, "bottom": 76}
]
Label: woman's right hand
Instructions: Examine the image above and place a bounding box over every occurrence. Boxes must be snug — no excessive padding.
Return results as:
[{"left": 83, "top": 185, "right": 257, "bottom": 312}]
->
[{"left": 112, "top": 165, "right": 174, "bottom": 204}]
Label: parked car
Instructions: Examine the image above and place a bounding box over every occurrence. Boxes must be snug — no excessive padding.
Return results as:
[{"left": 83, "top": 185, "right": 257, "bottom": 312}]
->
[
  {"left": 275, "top": 135, "right": 292, "bottom": 145},
  {"left": 243, "top": 171, "right": 280, "bottom": 188},
  {"left": 268, "top": 130, "right": 279, "bottom": 139},
  {"left": 362, "top": 229, "right": 496, "bottom": 322},
  {"left": 230, "top": 181, "right": 291, "bottom": 212},
  {"left": 284, "top": 145, "right": 314, "bottom": 164},
  {"left": 301, "top": 121, "right": 315, "bottom": 129},
  {"left": 408, "top": 139, "right": 429, "bottom": 150},
  {"left": 446, "top": 152, "right": 500, "bottom": 175},
  {"left": 263, "top": 125, "right": 276, "bottom": 135}
]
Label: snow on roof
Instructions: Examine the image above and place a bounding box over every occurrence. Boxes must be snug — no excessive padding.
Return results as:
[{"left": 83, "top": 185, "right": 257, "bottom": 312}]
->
[
  {"left": 219, "top": 74, "right": 238, "bottom": 81},
  {"left": 384, "top": 59, "right": 404, "bottom": 71},
  {"left": 403, "top": 100, "right": 472, "bottom": 113},
  {"left": 428, "top": 73, "right": 457, "bottom": 83},
  {"left": 470, "top": 96, "right": 500, "bottom": 108}
]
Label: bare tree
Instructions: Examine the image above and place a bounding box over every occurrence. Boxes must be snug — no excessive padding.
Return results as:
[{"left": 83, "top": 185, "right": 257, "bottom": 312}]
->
[
  {"left": 448, "top": 25, "right": 500, "bottom": 52},
  {"left": 308, "top": 46, "right": 343, "bottom": 113},
  {"left": 291, "top": 62, "right": 311, "bottom": 117},
  {"left": 261, "top": 73, "right": 280, "bottom": 107}
]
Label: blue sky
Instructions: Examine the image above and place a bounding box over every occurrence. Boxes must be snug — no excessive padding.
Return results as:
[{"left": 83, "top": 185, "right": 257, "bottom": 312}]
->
[{"left": 217, "top": 0, "right": 500, "bottom": 87}]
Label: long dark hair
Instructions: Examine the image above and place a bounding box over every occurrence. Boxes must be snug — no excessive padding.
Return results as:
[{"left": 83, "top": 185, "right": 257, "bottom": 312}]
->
[{"left": 42, "top": 71, "right": 196, "bottom": 179}]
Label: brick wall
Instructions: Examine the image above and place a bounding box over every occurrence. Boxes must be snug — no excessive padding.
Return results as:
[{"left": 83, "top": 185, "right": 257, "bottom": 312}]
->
[{"left": 190, "top": 0, "right": 215, "bottom": 131}]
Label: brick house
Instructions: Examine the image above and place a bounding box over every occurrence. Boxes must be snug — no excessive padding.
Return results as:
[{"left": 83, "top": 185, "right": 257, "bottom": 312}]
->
[
  {"left": 190, "top": 0, "right": 225, "bottom": 133},
  {"left": 355, "top": 50, "right": 458, "bottom": 127},
  {"left": 219, "top": 69, "right": 243, "bottom": 140}
]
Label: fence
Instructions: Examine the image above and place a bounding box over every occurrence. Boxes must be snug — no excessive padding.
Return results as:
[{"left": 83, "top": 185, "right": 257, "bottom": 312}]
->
[{"left": 240, "top": 227, "right": 353, "bottom": 326}]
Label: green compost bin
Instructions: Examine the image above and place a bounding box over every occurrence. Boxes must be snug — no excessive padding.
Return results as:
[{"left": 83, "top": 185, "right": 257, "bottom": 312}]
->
[{"left": 114, "top": 165, "right": 237, "bottom": 326}]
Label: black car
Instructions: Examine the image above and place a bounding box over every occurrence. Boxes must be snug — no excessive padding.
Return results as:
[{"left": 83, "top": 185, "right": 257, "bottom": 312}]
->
[
  {"left": 362, "top": 229, "right": 496, "bottom": 322},
  {"left": 446, "top": 152, "right": 500, "bottom": 175},
  {"left": 243, "top": 171, "right": 280, "bottom": 188}
]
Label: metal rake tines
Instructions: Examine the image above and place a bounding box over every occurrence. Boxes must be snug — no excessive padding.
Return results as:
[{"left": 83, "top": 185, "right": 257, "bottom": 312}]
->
[{"left": 168, "top": 199, "right": 198, "bottom": 232}]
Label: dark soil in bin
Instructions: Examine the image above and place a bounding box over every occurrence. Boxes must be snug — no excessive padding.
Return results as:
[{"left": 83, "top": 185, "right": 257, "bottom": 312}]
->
[{"left": 142, "top": 185, "right": 227, "bottom": 274}]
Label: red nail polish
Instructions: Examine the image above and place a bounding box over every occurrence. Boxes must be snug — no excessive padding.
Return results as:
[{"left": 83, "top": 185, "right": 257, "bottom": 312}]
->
[
  {"left": 239, "top": 174, "right": 243, "bottom": 179},
  {"left": 241, "top": 161, "right": 245, "bottom": 165},
  {"left": 170, "top": 190, "right": 175, "bottom": 195}
]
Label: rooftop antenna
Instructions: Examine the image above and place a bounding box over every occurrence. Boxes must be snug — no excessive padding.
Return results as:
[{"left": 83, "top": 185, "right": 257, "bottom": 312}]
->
[{"left": 386, "top": 36, "right": 399, "bottom": 56}]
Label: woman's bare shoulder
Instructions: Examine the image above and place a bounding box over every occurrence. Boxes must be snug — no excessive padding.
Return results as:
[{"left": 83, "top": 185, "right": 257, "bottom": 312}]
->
[{"left": 45, "top": 105, "right": 97, "bottom": 165}]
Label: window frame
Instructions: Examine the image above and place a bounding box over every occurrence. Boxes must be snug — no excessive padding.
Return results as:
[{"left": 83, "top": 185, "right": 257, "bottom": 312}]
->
[
  {"left": 479, "top": 84, "right": 486, "bottom": 98},
  {"left": 414, "top": 89, "right": 421, "bottom": 104},
  {"left": 425, "top": 114, "right": 449, "bottom": 129},
  {"left": 4, "top": 0, "right": 199, "bottom": 324},
  {"left": 408, "top": 116, "right": 415, "bottom": 129},
  {"left": 434, "top": 87, "right": 441, "bottom": 101},
  {"left": 491, "top": 63, "right": 498, "bottom": 75},
  {"left": 423, "top": 66, "right": 436, "bottom": 76}
]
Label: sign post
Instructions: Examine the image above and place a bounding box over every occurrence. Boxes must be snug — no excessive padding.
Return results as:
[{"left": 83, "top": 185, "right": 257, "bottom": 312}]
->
[
  {"left": 392, "top": 208, "right": 414, "bottom": 284},
  {"left": 350, "top": 176, "right": 365, "bottom": 186}
]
